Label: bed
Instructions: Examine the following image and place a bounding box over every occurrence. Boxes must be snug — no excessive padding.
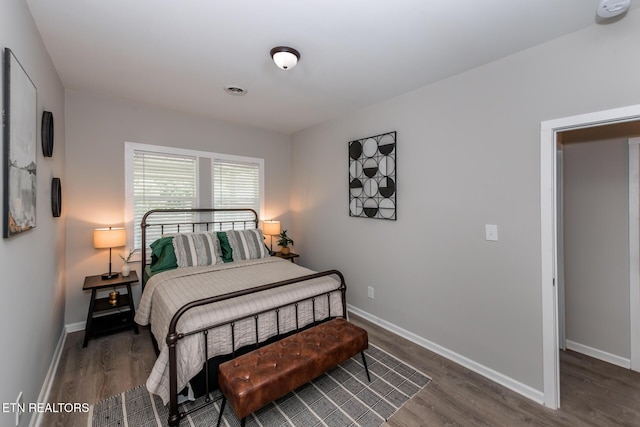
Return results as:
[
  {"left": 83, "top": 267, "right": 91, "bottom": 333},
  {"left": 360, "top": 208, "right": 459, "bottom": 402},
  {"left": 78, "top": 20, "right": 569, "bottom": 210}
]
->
[{"left": 134, "top": 208, "right": 347, "bottom": 427}]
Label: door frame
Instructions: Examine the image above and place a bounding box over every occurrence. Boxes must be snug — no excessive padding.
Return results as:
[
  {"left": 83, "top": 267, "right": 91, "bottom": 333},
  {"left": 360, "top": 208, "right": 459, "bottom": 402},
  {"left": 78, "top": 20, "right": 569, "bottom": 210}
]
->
[
  {"left": 556, "top": 148, "right": 566, "bottom": 351},
  {"left": 540, "top": 104, "right": 640, "bottom": 409},
  {"left": 629, "top": 137, "right": 640, "bottom": 372}
]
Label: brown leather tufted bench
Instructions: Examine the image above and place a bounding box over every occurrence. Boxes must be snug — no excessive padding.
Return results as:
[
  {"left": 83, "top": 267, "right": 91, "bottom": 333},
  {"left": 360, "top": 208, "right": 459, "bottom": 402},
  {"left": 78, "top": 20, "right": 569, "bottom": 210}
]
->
[{"left": 216, "top": 317, "right": 370, "bottom": 427}]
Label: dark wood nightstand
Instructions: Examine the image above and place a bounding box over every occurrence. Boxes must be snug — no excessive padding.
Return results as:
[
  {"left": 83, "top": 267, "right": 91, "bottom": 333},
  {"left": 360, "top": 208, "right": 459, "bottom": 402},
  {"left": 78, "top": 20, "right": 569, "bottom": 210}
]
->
[
  {"left": 82, "top": 271, "right": 139, "bottom": 347},
  {"left": 274, "top": 252, "right": 300, "bottom": 263}
]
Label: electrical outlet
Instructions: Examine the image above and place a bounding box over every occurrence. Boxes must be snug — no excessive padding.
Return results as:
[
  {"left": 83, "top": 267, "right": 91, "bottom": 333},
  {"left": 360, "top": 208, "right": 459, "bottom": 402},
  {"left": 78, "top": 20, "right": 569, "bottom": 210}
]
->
[
  {"left": 367, "top": 286, "right": 374, "bottom": 299},
  {"left": 15, "top": 391, "right": 23, "bottom": 426}
]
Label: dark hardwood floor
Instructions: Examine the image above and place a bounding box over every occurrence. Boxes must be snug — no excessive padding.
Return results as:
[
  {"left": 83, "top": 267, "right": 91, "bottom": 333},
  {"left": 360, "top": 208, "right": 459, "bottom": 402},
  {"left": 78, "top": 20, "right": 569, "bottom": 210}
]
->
[
  {"left": 43, "top": 314, "right": 640, "bottom": 426},
  {"left": 43, "top": 327, "right": 157, "bottom": 427}
]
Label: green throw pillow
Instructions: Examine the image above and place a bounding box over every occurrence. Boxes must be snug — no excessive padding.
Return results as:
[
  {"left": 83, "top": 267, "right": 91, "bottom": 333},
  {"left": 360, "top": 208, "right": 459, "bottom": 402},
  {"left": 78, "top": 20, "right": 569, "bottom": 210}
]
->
[
  {"left": 217, "top": 232, "right": 234, "bottom": 263},
  {"left": 150, "top": 236, "right": 178, "bottom": 273}
]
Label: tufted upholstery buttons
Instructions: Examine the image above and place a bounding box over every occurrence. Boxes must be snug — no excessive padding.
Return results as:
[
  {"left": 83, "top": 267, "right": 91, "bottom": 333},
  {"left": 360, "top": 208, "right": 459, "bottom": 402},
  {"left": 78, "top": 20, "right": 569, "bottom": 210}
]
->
[{"left": 218, "top": 318, "right": 368, "bottom": 421}]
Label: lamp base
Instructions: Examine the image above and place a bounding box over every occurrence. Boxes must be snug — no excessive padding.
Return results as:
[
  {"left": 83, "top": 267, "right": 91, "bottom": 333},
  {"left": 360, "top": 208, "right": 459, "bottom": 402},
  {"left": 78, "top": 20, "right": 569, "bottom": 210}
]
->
[{"left": 101, "top": 272, "right": 119, "bottom": 280}]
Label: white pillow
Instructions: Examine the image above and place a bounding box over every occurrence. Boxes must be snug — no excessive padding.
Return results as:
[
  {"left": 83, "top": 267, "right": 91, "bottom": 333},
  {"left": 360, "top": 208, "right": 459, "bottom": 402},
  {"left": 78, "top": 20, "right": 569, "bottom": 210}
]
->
[
  {"left": 172, "top": 231, "right": 223, "bottom": 267},
  {"left": 225, "top": 229, "right": 269, "bottom": 261}
]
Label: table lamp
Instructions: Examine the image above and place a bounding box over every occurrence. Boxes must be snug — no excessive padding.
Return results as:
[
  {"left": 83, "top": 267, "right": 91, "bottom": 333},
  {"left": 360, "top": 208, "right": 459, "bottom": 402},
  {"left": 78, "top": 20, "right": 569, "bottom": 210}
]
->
[
  {"left": 94, "top": 227, "right": 126, "bottom": 280},
  {"left": 262, "top": 220, "right": 281, "bottom": 255}
]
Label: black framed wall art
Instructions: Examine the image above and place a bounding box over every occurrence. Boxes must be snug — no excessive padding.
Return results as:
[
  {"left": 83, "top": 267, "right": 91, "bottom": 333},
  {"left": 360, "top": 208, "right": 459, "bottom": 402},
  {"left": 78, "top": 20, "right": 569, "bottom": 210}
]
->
[
  {"left": 349, "top": 131, "right": 396, "bottom": 220},
  {"left": 3, "top": 48, "right": 37, "bottom": 238}
]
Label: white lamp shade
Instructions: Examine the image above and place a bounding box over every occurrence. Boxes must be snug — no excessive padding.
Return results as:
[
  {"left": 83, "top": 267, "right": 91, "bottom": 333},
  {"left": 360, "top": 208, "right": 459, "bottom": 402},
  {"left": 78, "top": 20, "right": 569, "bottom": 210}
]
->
[
  {"left": 262, "top": 220, "right": 281, "bottom": 236},
  {"left": 272, "top": 51, "right": 298, "bottom": 70},
  {"left": 94, "top": 228, "right": 127, "bottom": 249}
]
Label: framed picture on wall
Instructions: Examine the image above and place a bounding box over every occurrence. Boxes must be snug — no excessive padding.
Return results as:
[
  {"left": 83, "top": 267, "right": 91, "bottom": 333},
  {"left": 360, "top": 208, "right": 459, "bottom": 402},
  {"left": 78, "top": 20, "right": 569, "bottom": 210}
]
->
[
  {"left": 3, "top": 48, "right": 37, "bottom": 238},
  {"left": 349, "top": 131, "right": 396, "bottom": 220}
]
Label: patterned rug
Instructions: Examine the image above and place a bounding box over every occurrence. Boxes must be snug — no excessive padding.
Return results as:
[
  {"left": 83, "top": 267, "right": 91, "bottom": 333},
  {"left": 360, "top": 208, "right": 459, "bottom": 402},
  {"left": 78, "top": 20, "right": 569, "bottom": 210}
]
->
[{"left": 89, "top": 344, "right": 430, "bottom": 427}]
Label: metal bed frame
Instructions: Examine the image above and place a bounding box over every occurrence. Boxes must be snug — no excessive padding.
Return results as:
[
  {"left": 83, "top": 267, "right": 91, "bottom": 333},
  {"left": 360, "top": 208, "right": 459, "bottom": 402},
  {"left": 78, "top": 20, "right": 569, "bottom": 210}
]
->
[{"left": 140, "top": 208, "right": 347, "bottom": 427}]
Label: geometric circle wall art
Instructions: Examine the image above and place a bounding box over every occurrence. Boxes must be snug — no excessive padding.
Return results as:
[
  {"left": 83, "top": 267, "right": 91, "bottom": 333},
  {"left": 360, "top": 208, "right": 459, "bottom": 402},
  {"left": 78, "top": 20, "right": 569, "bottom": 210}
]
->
[{"left": 348, "top": 131, "right": 396, "bottom": 220}]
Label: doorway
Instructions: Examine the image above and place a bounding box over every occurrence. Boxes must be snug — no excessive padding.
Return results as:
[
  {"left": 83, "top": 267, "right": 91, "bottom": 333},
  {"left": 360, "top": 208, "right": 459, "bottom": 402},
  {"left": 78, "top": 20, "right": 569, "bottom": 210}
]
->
[
  {"left": 540, "top": 105, "right": 640, "bottom": 409},
  {"left": 558, "top": 131, "right": 637, "bottom": 367}
]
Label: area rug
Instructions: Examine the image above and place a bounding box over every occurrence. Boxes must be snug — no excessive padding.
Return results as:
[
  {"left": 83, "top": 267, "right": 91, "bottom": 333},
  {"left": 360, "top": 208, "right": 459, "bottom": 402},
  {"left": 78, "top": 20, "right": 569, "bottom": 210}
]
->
[{"left": 89, "top": 344, "right": 430, "bottom": 427}]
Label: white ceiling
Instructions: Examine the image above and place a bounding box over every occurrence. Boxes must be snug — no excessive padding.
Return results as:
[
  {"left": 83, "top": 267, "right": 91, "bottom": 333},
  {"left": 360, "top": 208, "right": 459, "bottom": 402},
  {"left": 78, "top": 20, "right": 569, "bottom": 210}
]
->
[{"left": 26, "top": 0, "right": 633, "bottom": 134}]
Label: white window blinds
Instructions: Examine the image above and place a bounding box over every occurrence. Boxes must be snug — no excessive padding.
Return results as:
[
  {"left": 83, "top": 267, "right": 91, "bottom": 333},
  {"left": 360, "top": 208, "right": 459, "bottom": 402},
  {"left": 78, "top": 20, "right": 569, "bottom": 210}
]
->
[
  {"left": 213, "top": 159, "right": 260, "bottom": 229},
  {"left": 126, "top": 142, "right": 264, "bottom": 253},
  {"left": 133, "top": 150, "right": 197, "bottom": 249}
]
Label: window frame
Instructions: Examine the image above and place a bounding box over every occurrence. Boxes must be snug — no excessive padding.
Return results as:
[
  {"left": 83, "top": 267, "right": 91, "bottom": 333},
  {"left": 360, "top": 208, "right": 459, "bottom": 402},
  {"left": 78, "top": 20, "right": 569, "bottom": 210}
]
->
[{"left": 124, "top": 141, "right": 265, "bottom": 259}]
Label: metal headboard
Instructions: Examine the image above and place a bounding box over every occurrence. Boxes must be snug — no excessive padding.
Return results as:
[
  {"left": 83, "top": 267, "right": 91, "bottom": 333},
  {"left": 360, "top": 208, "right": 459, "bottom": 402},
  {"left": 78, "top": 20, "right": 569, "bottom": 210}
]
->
[{"left": 140, "top": 208, "right": 259, "bottom": 287}]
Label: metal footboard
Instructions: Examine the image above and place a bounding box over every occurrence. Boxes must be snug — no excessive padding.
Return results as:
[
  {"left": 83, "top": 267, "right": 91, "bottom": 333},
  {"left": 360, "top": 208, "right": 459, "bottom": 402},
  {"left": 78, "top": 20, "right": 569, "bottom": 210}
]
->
[{"left": 166, "top": 270, "right": 347, "bottom": 427}]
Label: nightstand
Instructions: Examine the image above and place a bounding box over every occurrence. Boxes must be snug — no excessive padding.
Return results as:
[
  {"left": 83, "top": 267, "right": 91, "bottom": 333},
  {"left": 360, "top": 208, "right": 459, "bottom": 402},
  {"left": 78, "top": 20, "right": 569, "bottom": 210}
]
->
[
  {"left": 274, "top": 252, "right": 300, "bottom": 263},
  {"left": 82, "top": 271, "right": 139, "bottom": 347}
]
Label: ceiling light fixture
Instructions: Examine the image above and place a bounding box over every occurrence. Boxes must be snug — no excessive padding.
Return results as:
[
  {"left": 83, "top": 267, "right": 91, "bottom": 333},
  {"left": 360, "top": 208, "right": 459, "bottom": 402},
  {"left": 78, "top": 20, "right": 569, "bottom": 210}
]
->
[
  {"left": 596, "top": 0, "right": 630, "bottom": 18},
  {"left": 270, "top": 46, "right": 300, "bottom": 70}
]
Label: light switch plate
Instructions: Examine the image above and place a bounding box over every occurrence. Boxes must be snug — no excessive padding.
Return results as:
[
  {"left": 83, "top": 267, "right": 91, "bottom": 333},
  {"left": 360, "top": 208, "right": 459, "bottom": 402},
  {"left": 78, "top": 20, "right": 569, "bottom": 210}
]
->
[{"left": 485, "top": 224, "right": 499, "bottom": 241}]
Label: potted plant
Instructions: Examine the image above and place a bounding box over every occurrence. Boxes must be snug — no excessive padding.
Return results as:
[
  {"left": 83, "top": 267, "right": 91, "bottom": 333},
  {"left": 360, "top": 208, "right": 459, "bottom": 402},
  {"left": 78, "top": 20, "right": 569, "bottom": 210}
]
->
[{"left": 277, "top": 230, "right": 294, "bottom": 255}]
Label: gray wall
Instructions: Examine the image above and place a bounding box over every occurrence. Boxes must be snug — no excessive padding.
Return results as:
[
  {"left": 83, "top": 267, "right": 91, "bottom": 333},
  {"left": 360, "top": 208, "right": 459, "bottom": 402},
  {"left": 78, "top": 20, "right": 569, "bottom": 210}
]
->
[
  {"left": 64, "top": 90, "right": 292, "bottom": 324},
  {"left": 563, "top": 139, "right": 630, "bottom": 359},
  {"left": 0, "top": 1, "right": 66, "bottom": 425},
  {"left": 290, "top": 9, "right": 640, "bottom": 393}
]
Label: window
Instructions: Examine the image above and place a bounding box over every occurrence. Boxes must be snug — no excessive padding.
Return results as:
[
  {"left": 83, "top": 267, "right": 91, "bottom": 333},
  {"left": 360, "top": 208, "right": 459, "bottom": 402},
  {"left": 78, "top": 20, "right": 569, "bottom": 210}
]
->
[
  {"left": 213, "top": 159, "right": 261, "bottom": 229},
  {"left": 131, "top": 150, "right": 197, "bottom": 250},
  {"left": 125, "top": 142, "right": 264, "bottom": 253}
]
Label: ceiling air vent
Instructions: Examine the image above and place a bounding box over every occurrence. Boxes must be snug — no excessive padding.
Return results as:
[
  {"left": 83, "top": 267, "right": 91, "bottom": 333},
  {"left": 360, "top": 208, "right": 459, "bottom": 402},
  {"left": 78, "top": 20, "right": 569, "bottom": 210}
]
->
[{"left": 224, "top": 85, "right": 247, "bottom": 96}]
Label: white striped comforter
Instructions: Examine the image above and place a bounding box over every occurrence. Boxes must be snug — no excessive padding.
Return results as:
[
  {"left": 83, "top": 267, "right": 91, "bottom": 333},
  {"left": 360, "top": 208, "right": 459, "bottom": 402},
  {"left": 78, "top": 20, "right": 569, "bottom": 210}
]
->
[{"left": 134, "top": 257, "right": 344, "bottom": 404}]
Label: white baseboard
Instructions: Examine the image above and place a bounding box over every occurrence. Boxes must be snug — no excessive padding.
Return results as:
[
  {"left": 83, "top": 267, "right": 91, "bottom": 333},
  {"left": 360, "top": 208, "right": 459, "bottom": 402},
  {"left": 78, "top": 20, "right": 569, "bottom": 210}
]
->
[
  {"left": 565, "top": 340, "right": 631, "bottom": 369},
  {"left": 65, "top": 321, "right": 86, "bottom": 334},
  {"left": 29, "top": 328, "right": 67, "bottom": 427},
  {"left": 347, "top": 304, "right": 545, "bottom": 405}
]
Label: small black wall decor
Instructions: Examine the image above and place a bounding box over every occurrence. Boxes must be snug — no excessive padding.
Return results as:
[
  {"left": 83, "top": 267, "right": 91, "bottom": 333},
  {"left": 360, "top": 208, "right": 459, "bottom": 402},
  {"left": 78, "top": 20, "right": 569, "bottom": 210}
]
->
[
  {"left": 349, "top": 131, "right": 396, "bottom": 220},
  {"left": 42, "top": 110, "right": 54, "bottom": 157},
  {"left": 51, "top": 177, "right": 61, "bottom": 217}
]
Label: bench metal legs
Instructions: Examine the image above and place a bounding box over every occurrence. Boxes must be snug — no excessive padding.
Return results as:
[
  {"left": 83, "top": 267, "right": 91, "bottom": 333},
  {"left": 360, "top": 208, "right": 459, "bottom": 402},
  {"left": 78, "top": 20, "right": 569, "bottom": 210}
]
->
[
  {"left": 361, "top": 351, "right": 371, "bottom": 382},
  {"left": 216, "top": 398, "right": 225, "bottom": 427},
  {"left": 216, "top": 398, "right": 245, "bottom": 427}
]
